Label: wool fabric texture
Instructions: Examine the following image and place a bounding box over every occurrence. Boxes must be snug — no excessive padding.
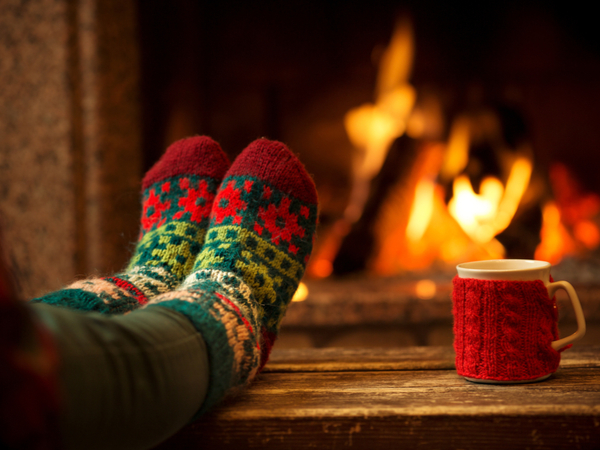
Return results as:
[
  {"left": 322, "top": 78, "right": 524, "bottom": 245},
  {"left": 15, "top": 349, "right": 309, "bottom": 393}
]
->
[
  {"left": 452, "top": 276, "right": 562, "bottom": 382},
  {"left": 32, "top": 136, "right": 230, "bottom": 314},
  {"left": 146, "top": 138, "right": 318, "bottom": 414}
]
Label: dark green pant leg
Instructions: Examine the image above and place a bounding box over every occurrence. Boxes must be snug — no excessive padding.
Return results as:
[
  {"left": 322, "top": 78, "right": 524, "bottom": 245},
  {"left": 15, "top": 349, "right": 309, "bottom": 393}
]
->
[{"left": 31, "top": 303, "right": 209, "bottom": 450}]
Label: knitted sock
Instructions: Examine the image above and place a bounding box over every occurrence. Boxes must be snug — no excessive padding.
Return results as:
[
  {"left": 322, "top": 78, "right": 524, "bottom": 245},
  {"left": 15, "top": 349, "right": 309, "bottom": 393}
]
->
[
  {"left": 32, "top": 136, "right": 230, "bottom": 314},
  {"left": 145, "top": 138, "right": 318, "bottom": 413}
]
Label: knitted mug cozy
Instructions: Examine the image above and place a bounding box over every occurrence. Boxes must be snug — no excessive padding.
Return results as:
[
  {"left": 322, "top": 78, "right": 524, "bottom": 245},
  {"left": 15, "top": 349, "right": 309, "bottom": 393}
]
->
[{"left": 452, "top": 276, "right": 562, "bottom": 382}]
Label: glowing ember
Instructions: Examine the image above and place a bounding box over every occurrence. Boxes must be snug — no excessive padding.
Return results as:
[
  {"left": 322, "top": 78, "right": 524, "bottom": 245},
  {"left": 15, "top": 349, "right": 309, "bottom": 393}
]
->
[{"left": 415, "top": 279, "right": 437, "bottom": 299}]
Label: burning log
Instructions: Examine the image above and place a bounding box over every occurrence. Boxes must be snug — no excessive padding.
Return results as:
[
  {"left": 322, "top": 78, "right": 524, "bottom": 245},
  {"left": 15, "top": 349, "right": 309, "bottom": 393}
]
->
[{"left": 333, "top": 135, "right": 419, "bottom": 275}]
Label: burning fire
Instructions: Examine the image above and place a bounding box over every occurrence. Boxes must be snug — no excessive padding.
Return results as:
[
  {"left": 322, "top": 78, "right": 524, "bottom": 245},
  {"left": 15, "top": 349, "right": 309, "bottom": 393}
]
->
[
  {"left": 305, "top": 16, "right": 600, "bottom": 285},
  {"left": 448, "top": 154, "right": 532, "bottom": 246},
  {"left": 370, "top": 121, "right": 534, "bottom": 273},
  {"left": 306, "top": 16, "right": 416, "bottom": 278},
  {"left": 343, "top": 16, "right": 416, "bottom": 222},
  {"left": 535, "top": 163, "right": 600, "bottom": 264}
]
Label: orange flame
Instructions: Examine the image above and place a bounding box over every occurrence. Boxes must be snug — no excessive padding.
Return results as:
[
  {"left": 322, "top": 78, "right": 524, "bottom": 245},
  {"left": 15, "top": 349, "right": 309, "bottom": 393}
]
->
[
  {"left": 406, "top": 177, "right": 436, "bottom": 243},
  {"left": 315, "top": 17, "right": 598, "bottom": 280},
  {"left": 448, "top": 155, "right": 532, "bottom": 245},
  {"left": 372, "top": 115, "right": 534, "bottom": 273},
  {"left": 292, "top": 282, "right": 309, "bottom": 302},
  {"left": 344, "top": 17, "right": 416, "bottom": 222},
  {"left": 535, "top": 163, "right": 600, "bottom": 263},
  {"left": 535, "top": 201, "right": 575, "bottom": 264}
]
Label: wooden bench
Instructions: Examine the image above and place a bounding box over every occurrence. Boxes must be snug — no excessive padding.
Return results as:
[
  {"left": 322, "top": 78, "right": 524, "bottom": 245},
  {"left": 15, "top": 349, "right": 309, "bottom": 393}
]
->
[{"left": 155, "top": 345, "right": 600, "bottom": 449}]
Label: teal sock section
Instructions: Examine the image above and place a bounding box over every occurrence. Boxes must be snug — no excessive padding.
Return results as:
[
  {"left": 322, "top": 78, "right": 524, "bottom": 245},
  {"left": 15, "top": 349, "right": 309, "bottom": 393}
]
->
[
  {"left": 145, "top": 269, "right": 261, "bottom": 416},
  {"left": 31, "top": 287, "right": 138, "bottom": 314}
]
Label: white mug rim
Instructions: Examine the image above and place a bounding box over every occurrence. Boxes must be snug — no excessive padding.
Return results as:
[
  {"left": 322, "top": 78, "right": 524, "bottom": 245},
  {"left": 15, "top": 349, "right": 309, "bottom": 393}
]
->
[
  {"left": 457, "top": 259, "right": 550, "bottom": 272},
  {"left": 456, "top": 259, "right": 551, "bottom": 281}
]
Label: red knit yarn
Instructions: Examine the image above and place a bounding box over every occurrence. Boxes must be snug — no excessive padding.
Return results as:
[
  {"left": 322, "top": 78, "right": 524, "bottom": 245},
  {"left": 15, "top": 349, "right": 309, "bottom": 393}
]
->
[
  {"left": 452, "top": 276, "right": 562, "bottom": 381},
  {"left": 142, "top": 136, "right": 230, "bottom": 189},
  {"left": 226, "top": 138, "right": 318, "bottom": 205},
  {"left": 258, "top": 328, "right": 277, "bottom": 372}
]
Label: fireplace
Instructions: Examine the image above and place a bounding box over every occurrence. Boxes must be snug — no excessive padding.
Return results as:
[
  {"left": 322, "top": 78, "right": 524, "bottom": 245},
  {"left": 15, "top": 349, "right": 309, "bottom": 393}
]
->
[
  {"left": 1, "top": 1, "right": 598, "bottom": 346},
  {"left": 140, "top": 1, "right": 600, "bottom": 347}
]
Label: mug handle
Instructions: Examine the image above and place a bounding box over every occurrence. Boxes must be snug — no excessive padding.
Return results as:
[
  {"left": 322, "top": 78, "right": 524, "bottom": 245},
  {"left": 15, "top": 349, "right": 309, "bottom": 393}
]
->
[{"left": 547, "top": 281, "right": 586, "bottom": 351}]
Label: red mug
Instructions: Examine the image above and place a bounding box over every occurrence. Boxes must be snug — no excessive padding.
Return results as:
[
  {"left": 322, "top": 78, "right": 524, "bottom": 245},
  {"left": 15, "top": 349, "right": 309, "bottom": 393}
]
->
[{"left": 452, "top": 259, "right": 586, "bottom": 384}]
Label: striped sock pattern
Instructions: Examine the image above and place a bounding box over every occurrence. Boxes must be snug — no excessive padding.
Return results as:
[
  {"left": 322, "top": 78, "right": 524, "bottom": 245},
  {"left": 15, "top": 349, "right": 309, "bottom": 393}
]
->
[
  {"left": 32, "top": 136, "right": 230, "bottom": 314},
  {"left": 146, "top": 268, "right": 261, "bottom": 414}
]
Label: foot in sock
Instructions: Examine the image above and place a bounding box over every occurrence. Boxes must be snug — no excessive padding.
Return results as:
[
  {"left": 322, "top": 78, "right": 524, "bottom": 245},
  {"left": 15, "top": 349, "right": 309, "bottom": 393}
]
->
[
  {"left": 145, "top": 138, "right": 318, "bottom": 414},
  {"left": 32, "top": 136, "right": 230, "bottom": 314}
]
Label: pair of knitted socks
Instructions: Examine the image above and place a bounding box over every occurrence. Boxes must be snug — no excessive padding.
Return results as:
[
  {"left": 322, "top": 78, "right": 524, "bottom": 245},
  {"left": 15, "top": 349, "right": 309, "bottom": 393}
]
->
[{"left": 32, "top": 136, "right": 318, "bottom": 413}]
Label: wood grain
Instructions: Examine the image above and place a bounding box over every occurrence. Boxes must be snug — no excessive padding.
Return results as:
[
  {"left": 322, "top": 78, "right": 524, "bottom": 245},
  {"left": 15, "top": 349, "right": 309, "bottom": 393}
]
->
[
  {"left": 263, "top": 345, "right": 457, "bottom": 372},
  {"left": 154, "top": 346, "right": 600, "bottom": 450},
  {"left": 264, "top": 345, "right": 600, "bottom": 372}
]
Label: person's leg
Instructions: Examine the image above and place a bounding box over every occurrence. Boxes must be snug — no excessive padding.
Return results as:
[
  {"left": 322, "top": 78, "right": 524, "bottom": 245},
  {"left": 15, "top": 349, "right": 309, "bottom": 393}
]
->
[
  {"left": 8, "top": 138, "right": 317, "bottom": 449},
  {"left": 32, "top": 136, "right": 230, "bottom": 314},
  {"left": 32, "top": 303, "right": 209, "bottom": 450}
]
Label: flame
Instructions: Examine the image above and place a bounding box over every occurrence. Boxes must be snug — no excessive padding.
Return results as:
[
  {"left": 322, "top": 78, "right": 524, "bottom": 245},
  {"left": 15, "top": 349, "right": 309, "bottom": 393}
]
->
[
  {"left": 376, "top": 17, "right": 414, "bottom": 97},
  {"left": 535, "top": 202, "right": 574, "bottom": 264},
  {"left": 306, "top": 218, "right": 350, "bottom": 278},
  {"left": 343, "top": 17, "right": 416, "bottom": 223},
  {"left": 440, "top": 116, "right": 470, "bottom": 181},
  {"left": 448, "top": 176, "right": 503, "bottom": 244},
  {"left": 535, "top": 163, "right": 600, "bottom": 263},
  {"left": 330, "top": 17, "right": 596, "bottom": 277},
  {"left": 292, "top": 282, "right": 309, "bottom": 302},
  {"left": 574, "top": 220, "right": 600, "bottom": 249},
  {"left": 406, "top": 177, "right": 436, "bottom": 242},
  {"left": 310, "top": 15, "right": 418, "bottom": 278},
  {"left": 448, "top": 155, "right": 532, "bottom": 247},
  {"left": 372, "top": 114, "right": 534, "bottom": 274}
]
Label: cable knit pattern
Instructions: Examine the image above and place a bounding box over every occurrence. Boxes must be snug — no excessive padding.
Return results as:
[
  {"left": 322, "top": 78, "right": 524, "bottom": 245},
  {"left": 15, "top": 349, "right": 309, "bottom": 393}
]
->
[
  {"left": 452, "top": 276, "right": 562, "bottom": 381},
  {"left": 32, "top": 136, "right": 229, "bottom": 314}
]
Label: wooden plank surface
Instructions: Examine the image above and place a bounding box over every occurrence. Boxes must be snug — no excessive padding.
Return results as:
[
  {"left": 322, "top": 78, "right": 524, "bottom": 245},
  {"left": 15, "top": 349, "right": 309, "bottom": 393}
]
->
[
  {"left": 155, "top": 346, "right": 600, "bottom": 450},
  {"left": 263, "top": 345, "right": 457, "bottom": 372},
  {"left": 264, "top": 344, "right": 600, "bottom": 372}
]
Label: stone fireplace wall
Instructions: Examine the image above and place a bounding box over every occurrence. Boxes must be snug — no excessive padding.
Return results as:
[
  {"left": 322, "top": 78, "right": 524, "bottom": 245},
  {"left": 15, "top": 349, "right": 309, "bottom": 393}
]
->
[{"left": 0, "top": 0, "right": 141, "bottom": 299}]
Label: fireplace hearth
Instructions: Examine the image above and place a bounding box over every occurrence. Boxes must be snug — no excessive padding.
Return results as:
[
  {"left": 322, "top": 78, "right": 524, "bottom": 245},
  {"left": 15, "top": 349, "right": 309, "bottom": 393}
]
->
[
  {"left": 2, "top": 2, "right": 600, "bottom": 331},
  {"left": 279, "top": 260, "right": 600, "bottom": 348}
]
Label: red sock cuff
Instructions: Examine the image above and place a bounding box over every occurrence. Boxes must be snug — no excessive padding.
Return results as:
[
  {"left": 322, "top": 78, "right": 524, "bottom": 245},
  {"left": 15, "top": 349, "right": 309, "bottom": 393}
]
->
[
  {"left": 142, "top": 136, "right": 230, "bottom": 189},
  {"left": 226, "top": 138, "right": 318, "bottom": 205}
]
